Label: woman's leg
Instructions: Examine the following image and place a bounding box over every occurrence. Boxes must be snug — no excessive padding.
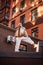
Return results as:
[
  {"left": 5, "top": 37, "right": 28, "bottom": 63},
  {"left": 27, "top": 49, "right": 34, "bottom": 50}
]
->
[
  {"left": 22, "top": 37, "right": 34, "bottom": 45},
  {"left": 15, "top": 38, "right": 21, "bottom": 52}
]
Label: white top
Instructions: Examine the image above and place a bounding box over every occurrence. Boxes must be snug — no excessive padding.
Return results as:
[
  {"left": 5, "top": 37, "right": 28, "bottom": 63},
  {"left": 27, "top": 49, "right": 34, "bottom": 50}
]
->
[{"left": 15, "top": 26, "right": 28, "bottom": 37}]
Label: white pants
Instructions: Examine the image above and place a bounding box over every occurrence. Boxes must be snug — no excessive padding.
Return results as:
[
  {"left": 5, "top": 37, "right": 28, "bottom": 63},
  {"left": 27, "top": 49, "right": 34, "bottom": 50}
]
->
[{"left": 15, "top": 36, "right": 34, "bottom": 52}]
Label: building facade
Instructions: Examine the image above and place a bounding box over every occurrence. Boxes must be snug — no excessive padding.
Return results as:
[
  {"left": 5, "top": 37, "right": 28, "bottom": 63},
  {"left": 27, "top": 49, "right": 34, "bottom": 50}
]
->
[
  {"left": 0, "top": 0, "right": 43, "bottom": 40},
  {"left": 0, "top": 0, "right": 43, "bottom": 59}
]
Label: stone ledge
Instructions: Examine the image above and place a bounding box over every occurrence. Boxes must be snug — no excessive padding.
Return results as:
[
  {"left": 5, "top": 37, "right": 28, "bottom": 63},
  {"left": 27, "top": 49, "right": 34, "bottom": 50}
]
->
[
  {"left": 0, "top": 23, "right": 15, "bottom": 32},
  {"left": 0, "top": 52, "right": 42, "bottom": 58}
]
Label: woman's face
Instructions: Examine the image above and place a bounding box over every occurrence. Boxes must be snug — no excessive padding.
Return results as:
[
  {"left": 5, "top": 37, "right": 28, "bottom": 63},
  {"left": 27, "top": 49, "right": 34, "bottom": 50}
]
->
[{"left": 19, "top": 23, "right": 22, "bottom": 27}]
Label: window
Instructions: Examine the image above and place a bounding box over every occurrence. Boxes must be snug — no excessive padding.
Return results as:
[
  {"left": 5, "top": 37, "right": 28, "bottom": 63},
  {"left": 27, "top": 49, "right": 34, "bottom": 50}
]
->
[
  {"left": 6, "top": 0, "right": 10, "bottom": 7},
  {"left": 19, "top": 44, "right": 27, "bottom": 52},
  {"left": 5, "top": 11, "right": 10, "bottom": 20},
  {"left": 11, "top": 21, "right": 15, "bottom": 28},
  {"left": 20, "top": 14, "right": 25, "bottom": 24},
  {"left": 31, "top": 8, "right": 38, "bottom": 21},
  {"left": 31, "top": 27, "right": 38, "bottom": 38},
  {"left": 12, "top": 6, "right": 16, "bottom": 15},
  {"left": 30, "top": 0, "right": 34, "bottom": 2},
  {"left": 20, "top": 0, "right": 25, "bottom": 8}
]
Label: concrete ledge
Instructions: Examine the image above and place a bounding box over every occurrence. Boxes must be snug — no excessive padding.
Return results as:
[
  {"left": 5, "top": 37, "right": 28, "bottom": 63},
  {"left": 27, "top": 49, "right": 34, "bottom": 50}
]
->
[
  {"left": 0, "top": 23, "right": 15, "bottom": 32},
  {"left": 0, "top": 52, "right": 42, "bottom": 58}
]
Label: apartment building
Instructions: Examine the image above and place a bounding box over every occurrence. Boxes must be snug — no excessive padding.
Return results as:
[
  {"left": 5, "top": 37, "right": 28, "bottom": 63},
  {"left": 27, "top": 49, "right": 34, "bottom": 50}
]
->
[{"left": 0, "top": 0, "right": 43, "bottom": 40}]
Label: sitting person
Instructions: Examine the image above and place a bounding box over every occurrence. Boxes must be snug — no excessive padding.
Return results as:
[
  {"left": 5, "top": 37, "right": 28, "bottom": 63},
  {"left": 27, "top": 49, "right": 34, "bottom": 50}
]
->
[{"left": 15, "top": 23, "right": 37, "bottom": 52}]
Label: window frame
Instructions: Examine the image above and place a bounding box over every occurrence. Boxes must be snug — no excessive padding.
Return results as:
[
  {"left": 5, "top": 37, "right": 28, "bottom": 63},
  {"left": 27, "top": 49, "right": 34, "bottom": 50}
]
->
[
  {"left": 31, "top": 8, "right": 38, "bottom": 21},
  {"left": 19, "top": 44, "right": 27, "bottom": 52},
  {"left": 11, "top": 21, "right": 15, "bottom": 28},
  {"left": 31, "top": 27, "right": 38, "bottom": 38},
  {"left": 20, "top": 0, "right": 25, "bottom": 8},
  {"left": 20, "top": 14, "right": 25, "bottom": 24},
  {"left": 12, "top": 6, "right": 16, "bottom": 15}
]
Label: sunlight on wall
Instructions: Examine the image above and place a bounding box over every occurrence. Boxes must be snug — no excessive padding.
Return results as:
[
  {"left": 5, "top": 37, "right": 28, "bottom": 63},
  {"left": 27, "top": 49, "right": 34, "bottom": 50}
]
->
[
  {"left": 16, "top": 7, "right": 19, "bottom": 13},
  {"left": 32, "top": 21, "right": 35, "bottom": 25},
  {"left": 42, "top": 0, "right": 43, "bottom": 1},
  {"left": 23, "top": 3, "right": 27, "bottom": 10},
  {"left": 31, "top": 2, "right": 35, "bottom": 7},
  {"left": 35, "top": 1, "right": 38, "bottom": 5},
  {"left": 38, "top": 6, "right": 43, "bottom": 17},
  {"left": 25, "top": 4, "right": 27, "bottom": 8},
  {"left": 31, "top": 20, "right": 36, "bottom": 25},
  {"left": 16, "top": 0, "right": 19, "bottom": 4},
  {"left": 12, "top": 14, "right": 14, "bottom": 18},
  {"left": 13, "top": 2, "right": 14, "bottom": 7}
]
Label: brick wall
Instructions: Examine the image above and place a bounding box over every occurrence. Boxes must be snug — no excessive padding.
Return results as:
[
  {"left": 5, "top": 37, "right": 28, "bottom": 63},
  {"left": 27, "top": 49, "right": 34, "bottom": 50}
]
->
[{"left": 0, "top": 24, "right": 15, "bottom": 52}]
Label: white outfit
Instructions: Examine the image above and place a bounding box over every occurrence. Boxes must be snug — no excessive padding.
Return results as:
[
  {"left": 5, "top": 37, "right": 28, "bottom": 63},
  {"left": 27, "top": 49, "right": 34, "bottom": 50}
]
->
[{"left": 15, "top": 26, "right": 34, "bottom": 52}]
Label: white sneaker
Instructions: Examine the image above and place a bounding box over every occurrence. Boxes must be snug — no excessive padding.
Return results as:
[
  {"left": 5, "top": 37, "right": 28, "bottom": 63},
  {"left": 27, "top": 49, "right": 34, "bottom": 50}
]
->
[
  {"left": 15, "top": 50, "right": 20, "bottom": 52},
  {"left": 34, "top": 43, "right": 39, "bottom": 52}
]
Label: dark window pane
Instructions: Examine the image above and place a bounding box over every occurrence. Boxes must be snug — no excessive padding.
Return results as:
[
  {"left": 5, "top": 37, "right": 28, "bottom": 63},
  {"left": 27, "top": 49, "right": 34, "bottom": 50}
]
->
[
  {"left": 31, "top": 8, "right": 38, "bottom": 21},
  {"left": 19, "top": 44, "right": 27, "bottom": 52},
  {"left": 12, "top": 6, "right": 16, "bottom": 15},
  {"left": 11, "top": 21, "right": 15, "bottom": 28},
  {"left": 31, "top": 27, "right": 38, "bottom": 38},
  {"left": 20, "top": 0, "right": 25, "bottom": 8},
  {"left": 20, "top": 14, "right": 25, "bottom": 24},
  {"left": 5, "top": 11, "right": 10, "bottom": 20}
]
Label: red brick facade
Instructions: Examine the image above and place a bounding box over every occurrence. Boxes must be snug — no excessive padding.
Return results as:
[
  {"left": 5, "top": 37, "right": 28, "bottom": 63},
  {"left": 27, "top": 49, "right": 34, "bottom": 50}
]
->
[
  {"left": 0, "top": 0, "right": 43, "bottom": 40},
  {"left": 8, "top": 0, "right": 43, "bottom": 40}
]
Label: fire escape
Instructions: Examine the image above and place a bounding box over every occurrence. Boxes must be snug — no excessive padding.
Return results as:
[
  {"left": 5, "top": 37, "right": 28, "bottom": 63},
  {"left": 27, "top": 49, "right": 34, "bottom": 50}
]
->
[{"left": 0, "top": 0, "right": 11, "bottom": 26}]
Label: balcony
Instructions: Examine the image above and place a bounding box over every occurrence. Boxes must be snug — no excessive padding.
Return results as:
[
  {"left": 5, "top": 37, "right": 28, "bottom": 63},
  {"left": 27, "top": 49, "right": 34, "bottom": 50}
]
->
[{"left": 23, "top": 16, "right": 43, "bottom": 29}]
